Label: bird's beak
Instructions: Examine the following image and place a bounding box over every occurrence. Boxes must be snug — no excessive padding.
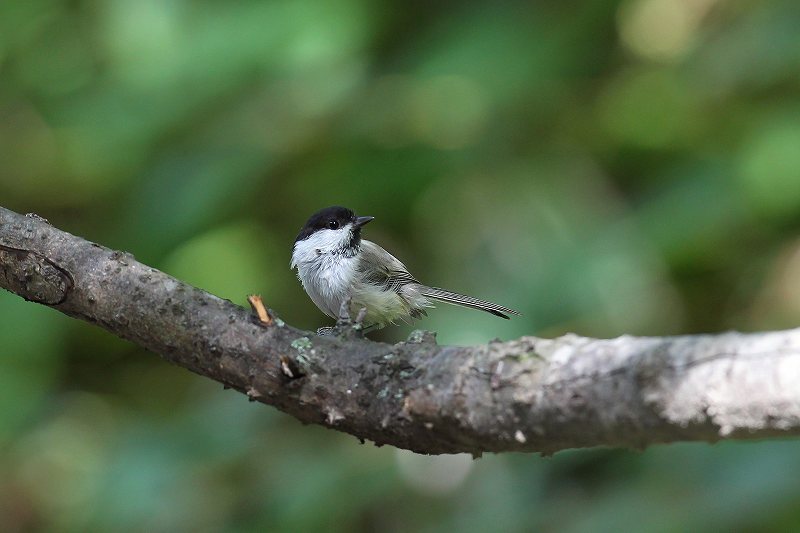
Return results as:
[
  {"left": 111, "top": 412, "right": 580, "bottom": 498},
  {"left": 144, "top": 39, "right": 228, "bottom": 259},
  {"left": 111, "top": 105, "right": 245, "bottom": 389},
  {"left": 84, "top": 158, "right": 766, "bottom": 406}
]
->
[{"left": 354, "top": 216, "right": 374, "bottom": 228}]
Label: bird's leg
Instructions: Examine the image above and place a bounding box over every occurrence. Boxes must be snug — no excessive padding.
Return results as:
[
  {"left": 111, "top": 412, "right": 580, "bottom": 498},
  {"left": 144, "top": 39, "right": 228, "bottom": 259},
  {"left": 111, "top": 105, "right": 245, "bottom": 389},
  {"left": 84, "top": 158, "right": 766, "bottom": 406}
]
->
[
  {"left": 337, "top": 296, "right": 354, "bottom": 324},
  {"left": 315, "top": 297, "right": 368, "bottom": 338},
  {"left": 354, "top": 306, "right": 368, "bottom": 325}
]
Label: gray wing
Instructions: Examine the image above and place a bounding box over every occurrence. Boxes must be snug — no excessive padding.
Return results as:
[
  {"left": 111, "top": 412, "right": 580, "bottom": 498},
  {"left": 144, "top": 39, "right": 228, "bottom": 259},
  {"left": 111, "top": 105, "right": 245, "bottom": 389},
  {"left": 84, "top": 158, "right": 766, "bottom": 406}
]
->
[
  {"left": 358, "top": 240, "right": 420, "bottom": 289},
  {"left": 358, "top": 240, "right": 519, "bottom": 320},
  {"left": 358, "top": 240, "right": 428, "bottom": 318}
]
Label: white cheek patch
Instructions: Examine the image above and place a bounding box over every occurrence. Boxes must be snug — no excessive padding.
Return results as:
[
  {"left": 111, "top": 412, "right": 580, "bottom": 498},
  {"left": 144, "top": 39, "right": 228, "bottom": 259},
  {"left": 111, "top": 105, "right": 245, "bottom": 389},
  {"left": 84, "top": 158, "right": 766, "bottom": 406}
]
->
[
  {"left": 291, "top": 231, "right": 329, "bottom": 268},
  {"left": 300, "top": 225, "right": 352, "bottom": 254},
  {"left": 290, "top": 224, "right": 355, "bottom": 269}
]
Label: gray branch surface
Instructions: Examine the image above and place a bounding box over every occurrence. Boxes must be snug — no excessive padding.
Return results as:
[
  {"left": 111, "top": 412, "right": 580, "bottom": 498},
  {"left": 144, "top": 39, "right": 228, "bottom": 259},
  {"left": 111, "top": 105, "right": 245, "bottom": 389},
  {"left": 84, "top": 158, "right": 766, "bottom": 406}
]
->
[{"left": 1, "top": 206, "right": 799, "bottom": 456}]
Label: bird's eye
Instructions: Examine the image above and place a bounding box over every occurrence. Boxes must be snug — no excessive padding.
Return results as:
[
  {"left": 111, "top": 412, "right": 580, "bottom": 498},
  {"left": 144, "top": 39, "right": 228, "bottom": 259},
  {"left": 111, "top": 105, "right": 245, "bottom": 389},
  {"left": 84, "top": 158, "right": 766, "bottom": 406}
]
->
[{"left": 328, "top": 220, "right": 339, "bottom": 229}]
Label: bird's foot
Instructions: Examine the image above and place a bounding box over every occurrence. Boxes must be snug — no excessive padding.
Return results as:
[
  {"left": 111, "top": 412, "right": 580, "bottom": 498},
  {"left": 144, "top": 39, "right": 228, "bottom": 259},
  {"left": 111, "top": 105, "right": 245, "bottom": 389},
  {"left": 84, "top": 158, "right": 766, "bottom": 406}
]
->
[{"left": 317, "top": 297, "right": 368, "bottom": 338}]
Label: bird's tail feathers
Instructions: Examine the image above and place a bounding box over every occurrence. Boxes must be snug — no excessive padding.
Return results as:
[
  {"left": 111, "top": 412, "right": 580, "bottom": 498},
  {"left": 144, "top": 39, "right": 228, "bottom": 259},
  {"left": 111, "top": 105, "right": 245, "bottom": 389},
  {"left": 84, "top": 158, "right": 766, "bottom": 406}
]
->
[{"left": 420, "top": 287, "right": 520, "bottom": 320}]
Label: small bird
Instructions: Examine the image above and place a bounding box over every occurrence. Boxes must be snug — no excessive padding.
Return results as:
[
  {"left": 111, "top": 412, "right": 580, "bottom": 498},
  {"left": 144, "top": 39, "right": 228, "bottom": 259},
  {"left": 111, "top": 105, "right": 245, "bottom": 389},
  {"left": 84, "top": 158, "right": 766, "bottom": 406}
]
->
[{"left": 291, "top": 206, "right": 519, "bottom": 332}]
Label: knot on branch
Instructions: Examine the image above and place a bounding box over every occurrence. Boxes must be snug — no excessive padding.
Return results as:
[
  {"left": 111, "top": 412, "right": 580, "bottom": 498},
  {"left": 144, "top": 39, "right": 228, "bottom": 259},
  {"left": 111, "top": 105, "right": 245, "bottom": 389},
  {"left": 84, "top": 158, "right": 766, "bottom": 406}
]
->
[{"left": 0, "top": 244, "right": 73, "bottom": 305}]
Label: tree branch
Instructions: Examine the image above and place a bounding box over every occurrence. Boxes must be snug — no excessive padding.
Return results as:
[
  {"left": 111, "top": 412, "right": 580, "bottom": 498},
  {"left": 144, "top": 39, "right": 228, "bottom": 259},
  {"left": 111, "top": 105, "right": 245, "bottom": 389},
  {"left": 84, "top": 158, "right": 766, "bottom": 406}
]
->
[{"left": 1, "top": 206, "right": 799, "bottom": 456}]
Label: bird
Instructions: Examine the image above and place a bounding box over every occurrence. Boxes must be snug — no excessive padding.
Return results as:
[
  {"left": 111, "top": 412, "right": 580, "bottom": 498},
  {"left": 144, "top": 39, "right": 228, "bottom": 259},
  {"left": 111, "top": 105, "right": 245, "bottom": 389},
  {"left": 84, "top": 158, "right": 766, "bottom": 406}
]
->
[{"left": 290, "top": 206, "right": 519, "bottom": 332}]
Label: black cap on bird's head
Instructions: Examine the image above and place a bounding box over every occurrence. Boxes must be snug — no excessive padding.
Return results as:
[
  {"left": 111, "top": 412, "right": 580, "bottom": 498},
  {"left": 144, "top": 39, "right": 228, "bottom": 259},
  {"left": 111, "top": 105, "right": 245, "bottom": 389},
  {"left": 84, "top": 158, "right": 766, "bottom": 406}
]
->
[{"left": 295, "top": 206, "right": 374, "bottom": 244}]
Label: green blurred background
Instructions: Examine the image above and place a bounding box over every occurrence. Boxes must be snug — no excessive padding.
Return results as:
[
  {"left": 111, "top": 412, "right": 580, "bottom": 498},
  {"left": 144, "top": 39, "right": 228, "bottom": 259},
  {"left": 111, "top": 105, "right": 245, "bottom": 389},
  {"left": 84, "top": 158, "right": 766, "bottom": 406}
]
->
[{"left": 2, "top": 0, "right": 800, "bottom": 530}]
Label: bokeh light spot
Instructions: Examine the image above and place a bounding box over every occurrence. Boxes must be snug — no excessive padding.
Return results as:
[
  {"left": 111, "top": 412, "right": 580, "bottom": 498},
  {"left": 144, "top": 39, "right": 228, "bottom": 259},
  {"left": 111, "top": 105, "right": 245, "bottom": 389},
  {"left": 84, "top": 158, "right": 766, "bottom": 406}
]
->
[
  {"left": 618, "top": 0, "right": 717, "bottom": 62},
  {"left": 738, "top": 120, "right": 800, "bottom": 218}
]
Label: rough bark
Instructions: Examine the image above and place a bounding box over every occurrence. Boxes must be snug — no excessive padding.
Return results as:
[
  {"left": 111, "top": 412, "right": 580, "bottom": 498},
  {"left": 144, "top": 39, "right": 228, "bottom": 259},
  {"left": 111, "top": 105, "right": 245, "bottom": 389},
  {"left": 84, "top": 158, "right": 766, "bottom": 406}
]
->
[{"left": 1, "top": 206, "right": 799, "bottom": 456}]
